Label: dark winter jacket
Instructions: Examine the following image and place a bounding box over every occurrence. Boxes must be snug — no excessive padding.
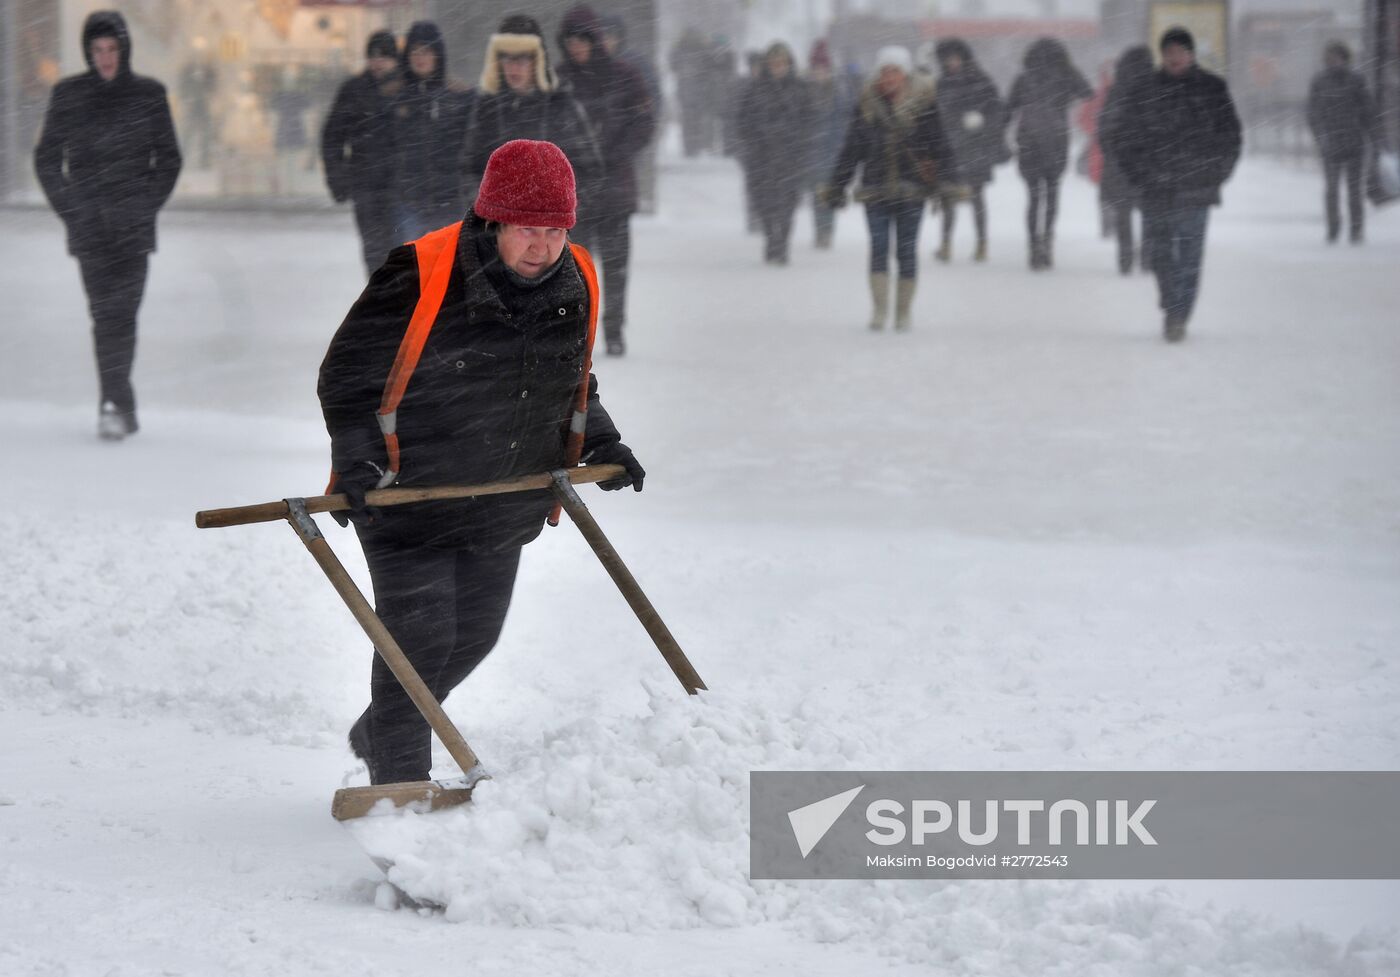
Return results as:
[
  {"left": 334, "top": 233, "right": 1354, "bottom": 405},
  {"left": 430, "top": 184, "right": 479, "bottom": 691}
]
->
[
  {"left": 392, "top": 22, "right": 474, "bottom": 227},
  {"left": 467, "top": 32, "right": 603, "bottom": 191},
  {"left": 1096, "top": 46, "right": 1155, "bottom": 208},
  {"left": 319, "top": 215, "right": 622, "bottom": 552},
  {"left": 1307, "top": 66, "right": 1377, "bottom": 161},
  {"left": 828, "top": 78, "right": 952, "bottom": 204},
  {"left": 1102, "top": 64, "right": 1242, "bottom": 208},
  {"left": 556, "top": 28, "right": 655, "bottom": 217},
  {"left": 321, "top": 69, "right": 401, "bottom": 202},
  {"left": 33, "top": 11, "right": 182, "bottom": 257},
  {"left": 935, "top": 59, "right": 1006, "bottom": 187},
  {"left": 1006, "top": 39, "right": 1091, "bottom": 180},
  {"left": 735, "top": 56, "right": 815, "bottom": 203}
]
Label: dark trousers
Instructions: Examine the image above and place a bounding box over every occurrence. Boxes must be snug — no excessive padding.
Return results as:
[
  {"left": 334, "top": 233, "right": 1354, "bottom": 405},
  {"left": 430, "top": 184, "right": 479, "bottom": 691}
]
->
[
  {"left": 356, "top": 535, "right": 522, "bottom": 783},
  {"left": 1025, "top": 174, "right": 1061, "bottom": 243},
  {"left": 353, "top": 194, "right": 401, "bottom": 275},
  {"left": 572, "top": 213, "right": 632, "bottom": 342},
  {"left": 77, "top": 251, "right": 149, "bottom": 416},
  {"left": 940, "top": 186, "right": 987, "bottom": 244},
  {"left": 865, "top": 200, "right": 924, "bottom": 280},
  {"left": 813, "top": 196, "right": 836, "bottom": 244},
  {"left": 757, "top": 185, "right": 799, "bottom": 261},
  {"left": 1323, "top": 153, "right": 1364, "bottom": 238},
  {"left": 1143, "top": 201, "right": 1210, "bottom": 321}
]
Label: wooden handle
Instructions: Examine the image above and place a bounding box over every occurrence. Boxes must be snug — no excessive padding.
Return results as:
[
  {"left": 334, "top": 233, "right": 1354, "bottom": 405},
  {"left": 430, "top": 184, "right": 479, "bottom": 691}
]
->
[
  {"left": 287, "top": 513, "right": 482, "bottom": 777},
  {"left": 549, "top": 472, "right": 708, "bottom": 695},
  {"left": 195, "top": 464, "right": 626, "bottom": 529}
]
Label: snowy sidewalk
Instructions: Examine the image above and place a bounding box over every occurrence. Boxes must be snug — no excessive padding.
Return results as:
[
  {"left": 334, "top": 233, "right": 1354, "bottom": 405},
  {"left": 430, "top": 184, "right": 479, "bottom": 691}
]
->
[{"left": 1, "top": 155, "right": 1397, "bottom": 975}]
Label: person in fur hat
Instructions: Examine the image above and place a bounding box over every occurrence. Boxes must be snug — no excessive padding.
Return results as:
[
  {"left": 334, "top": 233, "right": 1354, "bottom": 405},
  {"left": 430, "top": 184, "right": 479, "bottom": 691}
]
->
[
  {"left": 466, "top": 14, "right": 602, "bottom": 206},
  {"left": 821, "top": 45, "right": 951, "bottom": 332},
  {"left": 319, "top": 139, "right": 645, "bottom": 786}
]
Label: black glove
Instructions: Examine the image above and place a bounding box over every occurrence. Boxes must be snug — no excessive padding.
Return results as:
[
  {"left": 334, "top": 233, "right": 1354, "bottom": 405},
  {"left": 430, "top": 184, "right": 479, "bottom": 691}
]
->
[
  {"left": 588, "top": 442, "right": 645, "bottom": 492},
  {"left": 330, "top": 461, "right": 386, "bottom": 527}
]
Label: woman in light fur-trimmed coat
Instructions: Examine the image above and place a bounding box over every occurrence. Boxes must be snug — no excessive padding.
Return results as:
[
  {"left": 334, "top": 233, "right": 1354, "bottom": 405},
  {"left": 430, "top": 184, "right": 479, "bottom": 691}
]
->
[
  {"left": 823, "top": 46, "right": 951, "bottom": 332},
  {"left": 465, "top": 14, "right": 603, "bottom": 201}
]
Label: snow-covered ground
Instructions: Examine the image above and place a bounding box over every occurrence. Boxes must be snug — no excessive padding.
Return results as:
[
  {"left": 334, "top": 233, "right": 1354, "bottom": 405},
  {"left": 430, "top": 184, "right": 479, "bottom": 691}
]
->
[{"left": 2, "top": 152, "right": 1397, "bottom": 975}]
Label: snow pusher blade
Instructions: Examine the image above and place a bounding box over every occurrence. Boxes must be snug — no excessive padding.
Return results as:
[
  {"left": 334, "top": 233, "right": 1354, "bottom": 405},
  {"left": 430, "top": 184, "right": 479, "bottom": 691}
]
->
[{"left": 331, "top": 773, "right": 483, "bottom": 821}]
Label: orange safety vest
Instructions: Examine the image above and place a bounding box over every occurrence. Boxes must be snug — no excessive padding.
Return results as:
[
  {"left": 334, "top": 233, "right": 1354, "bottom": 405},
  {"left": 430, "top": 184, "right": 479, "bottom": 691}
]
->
[{"left": 329, "top": 221, "right": 600, "bottom": 526}]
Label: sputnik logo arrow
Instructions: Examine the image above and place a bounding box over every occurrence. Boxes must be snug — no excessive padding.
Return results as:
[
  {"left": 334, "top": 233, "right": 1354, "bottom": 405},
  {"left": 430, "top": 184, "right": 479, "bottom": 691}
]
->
[{"left": 787, "top": 785, "right": 865, "bottom": 858}]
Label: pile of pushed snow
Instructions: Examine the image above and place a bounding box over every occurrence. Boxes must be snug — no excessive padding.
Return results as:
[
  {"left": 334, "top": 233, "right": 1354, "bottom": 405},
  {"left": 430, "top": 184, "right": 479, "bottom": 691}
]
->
[
  {"left": 346, "top": 687, "right": 1398, "bottom": 975},
  {"left": 0, "top": 511, "right": 358, "bottom": 745}
]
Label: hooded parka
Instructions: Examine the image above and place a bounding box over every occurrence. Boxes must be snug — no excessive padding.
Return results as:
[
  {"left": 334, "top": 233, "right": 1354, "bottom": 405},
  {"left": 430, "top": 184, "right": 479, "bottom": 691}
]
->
[{"left": 34, "top": 11, "right": 182, "bottom": 258}]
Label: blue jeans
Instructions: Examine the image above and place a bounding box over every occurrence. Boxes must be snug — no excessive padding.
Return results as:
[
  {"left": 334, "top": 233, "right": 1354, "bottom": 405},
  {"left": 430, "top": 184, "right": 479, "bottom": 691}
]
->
[
  {"left": 1143, "top": 202, "right": 1210, "bottom": 320},
  {"left": 865, "top": 200, "right": 924, "bottom": 279}
]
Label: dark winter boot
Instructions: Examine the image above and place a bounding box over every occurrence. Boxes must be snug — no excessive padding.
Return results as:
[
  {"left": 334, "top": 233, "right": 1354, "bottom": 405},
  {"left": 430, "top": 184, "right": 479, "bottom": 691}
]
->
[
  {"left": 605, "top": 337, "right": 626, "bottom": 357},
  {"left": 348, "top": 707, "right": 379, "bottom": 782},
  {"left": 973, "top": 239, "right": 987, "bottom": 263},
  {"left": 1028, "top": 236, "right": 1043, "bottom": 270},
  {"left": 1163, "top": 313, "right": 1188, "bottom": 343},
  {"left": 868, "top": 273, "right": 890, "bottom": 331}
]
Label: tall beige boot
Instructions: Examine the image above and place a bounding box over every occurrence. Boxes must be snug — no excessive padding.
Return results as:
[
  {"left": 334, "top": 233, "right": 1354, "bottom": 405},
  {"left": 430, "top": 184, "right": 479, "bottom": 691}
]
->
[
  {"left": 894, "top": 277, "right": 916, "bottom": 332},
  {"left": 868, "top": 272, "right": 890, "bottom": 331}
]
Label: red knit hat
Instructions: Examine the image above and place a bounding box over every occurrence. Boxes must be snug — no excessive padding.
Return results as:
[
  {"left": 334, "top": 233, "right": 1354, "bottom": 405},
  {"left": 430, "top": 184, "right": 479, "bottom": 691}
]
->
[{"left": 473, "top": 139, "right": 577, "bottom": 229}]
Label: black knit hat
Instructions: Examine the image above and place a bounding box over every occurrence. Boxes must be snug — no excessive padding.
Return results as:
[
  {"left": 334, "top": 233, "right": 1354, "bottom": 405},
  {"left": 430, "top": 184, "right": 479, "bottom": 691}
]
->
[
  {"left": 1160, "top": 26, "right": 1195, "bottom": 53},
  {"left": 365, "top": 30, "right": 396, "bottom": 60}
]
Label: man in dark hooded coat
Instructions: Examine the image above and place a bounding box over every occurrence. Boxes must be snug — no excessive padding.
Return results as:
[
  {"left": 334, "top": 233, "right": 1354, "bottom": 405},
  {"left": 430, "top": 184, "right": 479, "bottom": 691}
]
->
[
  {"left": 34, "top": 10, "right": 182, "bottom": 440},
  {"left": 321, "top": 30, "right": 403, "bottom": 273},
  {"left": 1307, "top": 42, "right": 1379, "bottom": 244},
  {"left": 556, "top": 4, "right": 656, "bottom": 356},
  {"left": 391, "top": 20, "right": 473, "bottom": 240}
]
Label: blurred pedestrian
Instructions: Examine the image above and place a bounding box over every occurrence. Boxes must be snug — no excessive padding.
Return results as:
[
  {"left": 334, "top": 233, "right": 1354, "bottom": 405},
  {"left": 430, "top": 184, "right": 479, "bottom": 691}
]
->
[
  {"left": 735, "top": 50, "right": 766, "bottom": 234},
  {"left": 600, "top": 14, "right": 661, "bottom": 213},
  {"left": 556, "top": 4, "right": 656, "bottom": 356},
  {"left": 33, "top": 11, "right": 181, "bottom": 441},
  {"left": 391, "top": 21, "right": 473, "bottom": 240},
  {"left": 822, "top": 46, "right": 951, "bottom": 332},
  {"left": 1006, "top": 37, "right": 1091, "bottom": 270},
  {"left": 931, "top": 38, "right": 1006, "bottom": 263},
  {"left": 177, "top": 50, "right": 218, "bottom": 170},
  {"left": 1307, "top": 42, "right": 1378, "bottom": 244},
  {"left": 319, "top": 139, "right": 644, "bottom": 785},
  {"left": 322, "top": 30, "right": 403, "bottom": 273},
  {"left": 466, "top": 15, "right": 602, "bottom": 200},
  {"left": 735, "top": 42, "right": 813, "bottom": 265},
  {"left": 1097, "top": 45, "right": 1155, "bottom": 274},
  {"left": 805, "top": 40, "right": 856, "bottom": 249},
  {"left": 1101, "top": 27, "right": 1241, "bottom": 341},
  {"left": 670, "top": 28, "right": 710, "bottom": 157}
]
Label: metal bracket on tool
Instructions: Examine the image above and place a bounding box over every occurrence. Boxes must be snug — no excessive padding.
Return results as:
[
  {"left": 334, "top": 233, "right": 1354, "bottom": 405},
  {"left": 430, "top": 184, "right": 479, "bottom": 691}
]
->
[
  {"left": 550, "top": 469, "right": 586, "bottom": 508},
  {"left": 284, "top": 498, "right": 323, "bottom": 541}
]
